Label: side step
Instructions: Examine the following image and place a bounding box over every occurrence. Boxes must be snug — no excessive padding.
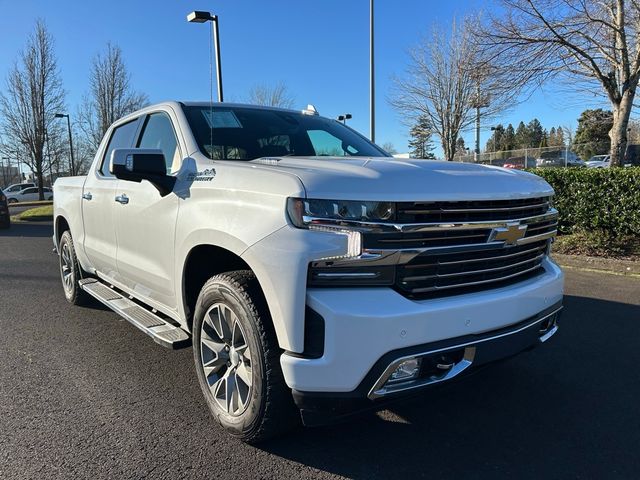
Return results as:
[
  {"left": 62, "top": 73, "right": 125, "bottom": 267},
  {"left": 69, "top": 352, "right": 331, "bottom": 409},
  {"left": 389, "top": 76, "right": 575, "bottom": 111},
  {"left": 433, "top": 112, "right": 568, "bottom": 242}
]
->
[{"left": 79, "top": 278, "right": 191, "bottom": 349}]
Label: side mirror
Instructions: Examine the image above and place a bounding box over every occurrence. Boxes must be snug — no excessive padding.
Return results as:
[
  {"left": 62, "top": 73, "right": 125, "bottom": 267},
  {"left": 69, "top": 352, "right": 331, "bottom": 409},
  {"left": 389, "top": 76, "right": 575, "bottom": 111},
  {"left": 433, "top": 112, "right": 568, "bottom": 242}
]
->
[{"left": 110, "top": 149, "right": 176, "bottom": 196}]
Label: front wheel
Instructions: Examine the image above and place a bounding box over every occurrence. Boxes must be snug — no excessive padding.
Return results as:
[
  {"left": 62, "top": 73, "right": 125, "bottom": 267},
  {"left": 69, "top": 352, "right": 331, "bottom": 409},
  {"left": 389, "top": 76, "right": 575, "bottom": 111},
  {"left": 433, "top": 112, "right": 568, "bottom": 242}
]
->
[{"left": 193, "top": 271, "right": 299, "bottom": 443}]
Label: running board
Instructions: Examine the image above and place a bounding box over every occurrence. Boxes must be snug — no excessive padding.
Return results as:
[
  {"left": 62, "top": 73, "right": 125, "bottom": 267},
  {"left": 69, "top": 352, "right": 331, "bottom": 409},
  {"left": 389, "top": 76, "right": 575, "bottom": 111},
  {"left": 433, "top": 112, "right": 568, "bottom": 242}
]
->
[{"left": 79, "top": 278, "right": 191, "bottom": 349}]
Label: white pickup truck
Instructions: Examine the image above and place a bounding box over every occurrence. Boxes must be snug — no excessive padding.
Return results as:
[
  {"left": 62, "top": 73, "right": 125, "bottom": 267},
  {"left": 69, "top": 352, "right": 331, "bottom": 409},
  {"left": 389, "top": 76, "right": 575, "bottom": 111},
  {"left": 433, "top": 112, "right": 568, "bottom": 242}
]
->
[{"left": 53, "top": 102, "right": 563, "bottom": 442}]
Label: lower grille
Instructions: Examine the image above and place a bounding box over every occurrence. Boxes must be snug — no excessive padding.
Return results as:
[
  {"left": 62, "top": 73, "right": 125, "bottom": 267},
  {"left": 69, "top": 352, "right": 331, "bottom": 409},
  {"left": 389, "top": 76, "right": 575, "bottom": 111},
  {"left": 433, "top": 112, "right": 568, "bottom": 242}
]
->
[{"left": 395, "top": 240, "right": 548, "bottom": 298}]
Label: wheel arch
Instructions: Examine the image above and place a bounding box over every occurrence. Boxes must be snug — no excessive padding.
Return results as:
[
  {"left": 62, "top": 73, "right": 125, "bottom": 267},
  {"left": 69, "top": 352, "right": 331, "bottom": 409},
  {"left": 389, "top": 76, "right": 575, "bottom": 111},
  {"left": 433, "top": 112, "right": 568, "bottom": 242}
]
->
[
  {"left": 54, "top": 215, "right": 70, "bottom": 246},
  {"left": 181, "top": 244, "right": 278, "bottom": 341}
]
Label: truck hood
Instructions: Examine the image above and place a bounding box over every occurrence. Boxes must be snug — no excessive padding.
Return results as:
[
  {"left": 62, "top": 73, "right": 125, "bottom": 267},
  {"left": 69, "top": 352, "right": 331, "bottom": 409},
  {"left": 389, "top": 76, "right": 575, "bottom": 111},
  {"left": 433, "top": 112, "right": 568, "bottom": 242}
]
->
[{"left": 249, "top": 156, "right": 554, "bottom": 201}]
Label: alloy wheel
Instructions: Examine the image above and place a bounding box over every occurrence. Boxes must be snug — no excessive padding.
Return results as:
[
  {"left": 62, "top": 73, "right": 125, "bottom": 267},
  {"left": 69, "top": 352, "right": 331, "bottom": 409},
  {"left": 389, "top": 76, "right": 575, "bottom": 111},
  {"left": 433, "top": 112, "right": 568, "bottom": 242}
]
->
[
  {"left": 60, "top": 242, "right": 74, "bottom": 294},
  {"left": 200, "top": 303, "right": 253, "bottom": 416}
]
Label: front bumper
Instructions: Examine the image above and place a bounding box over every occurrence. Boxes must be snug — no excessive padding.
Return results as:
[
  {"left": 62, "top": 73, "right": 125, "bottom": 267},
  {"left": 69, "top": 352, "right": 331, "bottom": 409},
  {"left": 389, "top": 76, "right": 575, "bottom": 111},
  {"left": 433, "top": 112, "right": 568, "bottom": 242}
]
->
[
  {"left": 281, "top": 257, "right": 563, "bottom": 393},
  {"left": 293, "top": 302, "right": 562, "bottom": 426}
]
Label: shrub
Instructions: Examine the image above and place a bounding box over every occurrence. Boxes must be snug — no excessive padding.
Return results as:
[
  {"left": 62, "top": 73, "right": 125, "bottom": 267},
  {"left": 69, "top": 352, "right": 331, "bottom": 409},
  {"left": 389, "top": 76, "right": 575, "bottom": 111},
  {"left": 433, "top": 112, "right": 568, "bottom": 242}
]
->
[{"left": 525, "top": 167, "right": 640, "bottom": 236}]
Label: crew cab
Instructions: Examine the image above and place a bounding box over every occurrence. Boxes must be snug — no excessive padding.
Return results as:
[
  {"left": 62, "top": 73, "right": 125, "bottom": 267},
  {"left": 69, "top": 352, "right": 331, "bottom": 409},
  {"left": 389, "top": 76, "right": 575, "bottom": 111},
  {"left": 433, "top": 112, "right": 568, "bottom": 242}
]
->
[{"left": 53, "top": 102, "right": 564, "bottom": 442}]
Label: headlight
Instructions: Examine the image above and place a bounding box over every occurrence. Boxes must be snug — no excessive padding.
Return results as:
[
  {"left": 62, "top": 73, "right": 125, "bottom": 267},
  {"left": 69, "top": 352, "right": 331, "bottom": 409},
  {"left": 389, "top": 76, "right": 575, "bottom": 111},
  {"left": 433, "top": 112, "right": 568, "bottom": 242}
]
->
[{"left": 287, "top": 197, "right": 395, "bottom": 228}]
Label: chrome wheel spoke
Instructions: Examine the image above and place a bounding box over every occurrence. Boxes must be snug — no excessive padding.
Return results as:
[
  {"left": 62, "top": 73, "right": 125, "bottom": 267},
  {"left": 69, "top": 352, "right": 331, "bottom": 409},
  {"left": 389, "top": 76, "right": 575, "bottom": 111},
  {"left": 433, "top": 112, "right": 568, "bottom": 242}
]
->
[
  {"left": 225, "top": 371, "right": 239, "bottom": 414},
  {"left": 235, "top": 362, "right": 251, "bottom": 387},
  {"left": 60, "top": 244, "right": 74, "bottom": 292},
  {"left": 208, "top": 306, "right": 231, "bottom": 342},
  {"left": 201, "top": 302, "right": 253, "bottom": 417},
  {"left": 232, "top": 319, "right": 247, "bottom": 351}
]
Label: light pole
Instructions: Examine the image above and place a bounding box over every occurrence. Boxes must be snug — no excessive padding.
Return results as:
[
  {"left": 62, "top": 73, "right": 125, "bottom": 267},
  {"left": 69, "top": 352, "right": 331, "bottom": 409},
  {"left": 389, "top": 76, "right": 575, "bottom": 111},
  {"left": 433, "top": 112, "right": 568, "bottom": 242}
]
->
[
  {"left": 54, "top": 113, "right": 75, "bottom": 176},
  {"left": 370, "top": 0, "right": 375, "bottom": 142},
  {"left": 337, "top": 113, "right": 352, "bottom": 125},
  {"left": 490, "top": 126, "right": 497, "bottom": 164},
  {"left": 188, "top": 11, "right": 224, "bottom": 102}
]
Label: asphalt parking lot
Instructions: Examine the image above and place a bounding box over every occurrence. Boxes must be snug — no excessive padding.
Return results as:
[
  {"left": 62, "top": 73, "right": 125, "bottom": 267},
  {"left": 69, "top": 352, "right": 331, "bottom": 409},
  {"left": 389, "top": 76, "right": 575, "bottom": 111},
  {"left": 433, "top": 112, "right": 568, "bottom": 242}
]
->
[{"left": 1, "top": 222, "right": 639, "bottom": 479}]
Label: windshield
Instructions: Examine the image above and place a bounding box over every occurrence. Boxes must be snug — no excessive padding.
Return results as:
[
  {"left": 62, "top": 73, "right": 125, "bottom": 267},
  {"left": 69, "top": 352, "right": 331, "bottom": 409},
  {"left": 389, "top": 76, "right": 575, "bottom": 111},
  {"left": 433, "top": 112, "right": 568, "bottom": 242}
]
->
[{"left": 183, "top": 105, "right": 388, "bottom": 160}]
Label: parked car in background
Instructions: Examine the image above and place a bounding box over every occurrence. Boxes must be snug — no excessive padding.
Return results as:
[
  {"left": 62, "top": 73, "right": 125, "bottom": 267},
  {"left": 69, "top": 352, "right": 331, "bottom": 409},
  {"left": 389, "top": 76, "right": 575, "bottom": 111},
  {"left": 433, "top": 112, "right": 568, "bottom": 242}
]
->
[
  {"left": 502, "top": 156, "right": 537, "bottom": 170},
  {"left": 536, "top": 150, "right": 585, "bottom": 168},
  {"left": 0, "top": 190, "right": 10, "bottom": 228},
  {"left": 585, "top": 155, "right": 610, "bottom": 168},
  {"left": 2, "top": 182, "right": 35, "bottom": 194},
  {"left": 6, "top": 186, "right": 53, "bottom": 203}
]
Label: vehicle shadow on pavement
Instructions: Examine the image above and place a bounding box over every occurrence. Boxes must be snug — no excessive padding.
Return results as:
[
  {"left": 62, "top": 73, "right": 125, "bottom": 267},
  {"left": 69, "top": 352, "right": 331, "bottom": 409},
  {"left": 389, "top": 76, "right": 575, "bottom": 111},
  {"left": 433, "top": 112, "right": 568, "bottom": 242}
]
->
[
  {"left": 258, "top": 294, "right": 640, "bottom": 479},
  {"left": 1, "top": 221, "right": 53, "bottom": 238}
]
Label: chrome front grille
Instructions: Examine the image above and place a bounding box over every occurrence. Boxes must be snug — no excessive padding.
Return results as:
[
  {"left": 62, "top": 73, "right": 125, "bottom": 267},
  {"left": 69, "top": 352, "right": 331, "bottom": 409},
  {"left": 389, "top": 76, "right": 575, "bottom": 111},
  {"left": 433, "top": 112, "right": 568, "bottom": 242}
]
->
[
  {"left": 396, "top": 197, "right": 552, "bottom": 223},
  {"left": 395, "top": 240, "right": 548, "bottom": 298},
  {"left": 307, "top": 195, "right": 557, "bottom": 299}
]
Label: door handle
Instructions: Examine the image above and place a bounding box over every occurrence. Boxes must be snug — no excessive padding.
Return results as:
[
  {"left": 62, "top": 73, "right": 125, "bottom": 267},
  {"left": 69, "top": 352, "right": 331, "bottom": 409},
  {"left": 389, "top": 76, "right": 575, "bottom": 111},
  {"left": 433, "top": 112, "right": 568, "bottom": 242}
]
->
[
  {"left": 82, "top": 192, "right": 92, "bottom": 201},
  {"left": 115, "top": 194, "right": 129, "bottom": 205}
]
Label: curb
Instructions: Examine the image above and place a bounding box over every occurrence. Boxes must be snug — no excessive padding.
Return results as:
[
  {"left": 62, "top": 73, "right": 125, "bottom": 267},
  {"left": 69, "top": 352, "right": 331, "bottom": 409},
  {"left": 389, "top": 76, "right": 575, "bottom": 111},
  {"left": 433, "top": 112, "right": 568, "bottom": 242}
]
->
[
  {"left": 7, "top": 201, "right": 53, "bottom": 208},
  {"left": 552, "top": 253, "right": 640, "bottom": 277}
]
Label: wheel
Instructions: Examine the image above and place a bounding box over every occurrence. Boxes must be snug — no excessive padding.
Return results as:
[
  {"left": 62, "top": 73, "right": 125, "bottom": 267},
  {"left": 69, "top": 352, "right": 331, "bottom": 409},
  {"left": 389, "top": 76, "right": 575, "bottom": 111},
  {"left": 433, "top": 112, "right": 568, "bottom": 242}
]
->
[
  {"left": 8, "top": 198, "right": 17, "bottom": 204},
  {"left": 193, "top": 271, "right": 299, "bottom": 443},
  {"left": 58, "top": 231, "right": 89, "bottom": 305}
]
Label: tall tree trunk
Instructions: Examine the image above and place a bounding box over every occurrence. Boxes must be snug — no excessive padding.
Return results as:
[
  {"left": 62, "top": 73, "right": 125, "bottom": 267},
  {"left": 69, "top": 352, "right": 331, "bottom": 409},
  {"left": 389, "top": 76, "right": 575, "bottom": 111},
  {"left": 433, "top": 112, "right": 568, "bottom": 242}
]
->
[
  {"left": 610, "top": 90, "right": 635, "bottom": 167},
  {"left": 36, "top": 166, "right": 44, "bottom": 200}
]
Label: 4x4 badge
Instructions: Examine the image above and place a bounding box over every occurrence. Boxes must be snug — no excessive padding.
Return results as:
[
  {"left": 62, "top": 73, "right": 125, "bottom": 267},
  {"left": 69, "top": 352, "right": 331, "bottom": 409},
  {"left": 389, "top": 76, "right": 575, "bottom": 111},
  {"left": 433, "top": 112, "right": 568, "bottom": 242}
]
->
[{"left": 489, "top": 223, "right": 528, "bottom": 246}]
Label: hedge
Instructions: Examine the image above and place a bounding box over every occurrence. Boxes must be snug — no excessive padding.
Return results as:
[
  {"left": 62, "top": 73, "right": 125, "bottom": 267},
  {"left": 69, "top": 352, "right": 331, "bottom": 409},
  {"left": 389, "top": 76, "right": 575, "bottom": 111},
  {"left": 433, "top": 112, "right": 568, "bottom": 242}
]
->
[{"left": 525, "top": 167, "right": 640, "bottom": 236}]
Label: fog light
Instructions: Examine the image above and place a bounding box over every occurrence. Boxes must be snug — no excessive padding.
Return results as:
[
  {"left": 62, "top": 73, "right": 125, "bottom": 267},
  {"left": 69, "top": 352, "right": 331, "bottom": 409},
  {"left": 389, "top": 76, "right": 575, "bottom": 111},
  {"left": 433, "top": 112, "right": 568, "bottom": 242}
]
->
[{"left": 387, "top": 358, "right": 421, "bottom": 384}]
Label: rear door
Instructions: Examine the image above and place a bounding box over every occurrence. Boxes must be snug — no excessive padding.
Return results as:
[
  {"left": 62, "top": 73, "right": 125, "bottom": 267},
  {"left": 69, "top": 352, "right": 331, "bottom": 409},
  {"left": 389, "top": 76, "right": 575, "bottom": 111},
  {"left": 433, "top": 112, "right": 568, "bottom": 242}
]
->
[
  {"left": 113, "top": 109, "right": 182, "bottom": 308},
  {"left": 82, "top": 118, "right": 140, "bottom": 277}
]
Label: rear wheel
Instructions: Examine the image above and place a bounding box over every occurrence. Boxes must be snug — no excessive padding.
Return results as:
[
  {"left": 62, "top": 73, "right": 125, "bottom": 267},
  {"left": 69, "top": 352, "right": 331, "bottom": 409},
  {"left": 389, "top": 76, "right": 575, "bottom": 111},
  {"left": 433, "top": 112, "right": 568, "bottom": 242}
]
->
[
  {"left": 193, "top": 271, "right": 299, "bottom": 443},
  {"left": 58, "top": 231, "right": 89, "bottom": 305}
]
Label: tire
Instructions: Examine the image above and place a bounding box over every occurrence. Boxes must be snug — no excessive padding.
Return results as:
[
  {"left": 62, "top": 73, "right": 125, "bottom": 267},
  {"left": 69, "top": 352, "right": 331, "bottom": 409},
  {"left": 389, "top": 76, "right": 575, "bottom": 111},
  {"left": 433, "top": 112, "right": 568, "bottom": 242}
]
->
[
  {"left": 58, "top": 231, "right": 89, "bottom": 305},
  {"left": 193, "top": 270, "right": 299, "bottom": 443},
  {"left": 8, "top": 198, "right": 17, "bottom": 204}
]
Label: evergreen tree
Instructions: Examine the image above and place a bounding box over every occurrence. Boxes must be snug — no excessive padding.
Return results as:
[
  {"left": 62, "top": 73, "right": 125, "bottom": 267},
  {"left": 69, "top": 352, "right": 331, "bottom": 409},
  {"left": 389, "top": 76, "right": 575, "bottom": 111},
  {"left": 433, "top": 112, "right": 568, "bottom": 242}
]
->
[
  {"left": 574, "top": 109, "right": 613, "bottom": 159},
  {"left": 555, "top": 126, "right": 565, "bottom": 146},
  {"left": 455, "top": 136, "right": 466, "bottom": 156},
  {"left": 540, "top": 129, "right": 549, "bottom": 148},
  {"left": 408, "top": 116, "right": 436, "bottom": 159},
  {"left": 527, "top": 119, "right": 544, "bottom": 147},
  {"left": 514, "top": 121, "right": 530, "bottom": 148},
  {"left": 501, "top": 123, "right": 516, "bottom": 151}
]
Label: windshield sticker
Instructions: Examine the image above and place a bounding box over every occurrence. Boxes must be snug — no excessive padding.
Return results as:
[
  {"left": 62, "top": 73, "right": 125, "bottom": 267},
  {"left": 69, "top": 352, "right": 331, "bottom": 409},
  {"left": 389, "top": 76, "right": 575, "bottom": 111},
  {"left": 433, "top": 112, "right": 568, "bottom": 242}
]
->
[
  {"left": 187, "top": 168, "right": 217, "bottom": 182},
  {"left": 201, "top": 110, "right": 243, "bottom": 129}
]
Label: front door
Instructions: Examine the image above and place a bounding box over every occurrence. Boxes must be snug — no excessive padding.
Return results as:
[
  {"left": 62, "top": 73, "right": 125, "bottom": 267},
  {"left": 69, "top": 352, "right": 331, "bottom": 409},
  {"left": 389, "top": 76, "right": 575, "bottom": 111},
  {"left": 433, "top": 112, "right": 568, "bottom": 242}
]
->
[
  {"left": 82, "top": 118, "right": 140, "bottom": 277},
  {"left": 114, "top": 110, "right": 182, "bottom": 308}
]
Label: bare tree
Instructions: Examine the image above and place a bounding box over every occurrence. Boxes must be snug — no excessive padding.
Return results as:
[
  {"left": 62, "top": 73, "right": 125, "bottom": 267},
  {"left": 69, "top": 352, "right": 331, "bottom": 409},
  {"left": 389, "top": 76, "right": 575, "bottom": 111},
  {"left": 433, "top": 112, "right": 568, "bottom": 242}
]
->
[
  {"left": 380, "top": 142, "right": 398, "bottom": 155},
  {"left": 0, "top": 21, "right": 65, "bottom": 198},
  {"left": 478, "top": 0, "right": 640, "bottom": 166},
  {"left": 77, "top": 43, "right": 148, "bottom": 154},
  {"left": 391, "top": 18, "right": 516, "bottom": 161},
  {"left": 248, "top": 82, "right": 295, "bottom": 109}
]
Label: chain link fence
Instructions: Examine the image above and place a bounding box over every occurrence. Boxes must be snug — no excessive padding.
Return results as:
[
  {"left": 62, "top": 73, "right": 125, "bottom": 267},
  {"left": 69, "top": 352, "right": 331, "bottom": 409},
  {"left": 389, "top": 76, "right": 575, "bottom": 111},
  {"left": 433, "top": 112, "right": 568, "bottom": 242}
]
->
[{"left": 451, "top": 144, "right": 608, "bottom": 168}]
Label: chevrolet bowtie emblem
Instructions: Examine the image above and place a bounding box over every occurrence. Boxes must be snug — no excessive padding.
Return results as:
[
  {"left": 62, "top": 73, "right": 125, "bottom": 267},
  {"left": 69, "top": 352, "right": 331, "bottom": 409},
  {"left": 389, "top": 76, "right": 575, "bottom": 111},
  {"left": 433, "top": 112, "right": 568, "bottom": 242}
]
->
[{"left": 489, "top": 223, "right": 528, "bottom": 246}]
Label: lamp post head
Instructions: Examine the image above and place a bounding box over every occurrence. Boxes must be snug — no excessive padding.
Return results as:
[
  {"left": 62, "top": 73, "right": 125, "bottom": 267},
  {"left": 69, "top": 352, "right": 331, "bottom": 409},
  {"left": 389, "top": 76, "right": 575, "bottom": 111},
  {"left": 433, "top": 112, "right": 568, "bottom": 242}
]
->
[
  {"left": 187, "top": 11, "right": 214, "bottom": 23},
  {"left": 54, "top": 113, "right": 67, "bottom": 119}
]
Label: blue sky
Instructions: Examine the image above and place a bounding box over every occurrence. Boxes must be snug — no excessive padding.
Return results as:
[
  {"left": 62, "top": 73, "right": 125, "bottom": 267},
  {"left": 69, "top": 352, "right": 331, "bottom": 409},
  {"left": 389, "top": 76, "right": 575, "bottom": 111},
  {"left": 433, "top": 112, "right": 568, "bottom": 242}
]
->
[{"left": 0, "top": 0, "right": 609, "bottom": 156}]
